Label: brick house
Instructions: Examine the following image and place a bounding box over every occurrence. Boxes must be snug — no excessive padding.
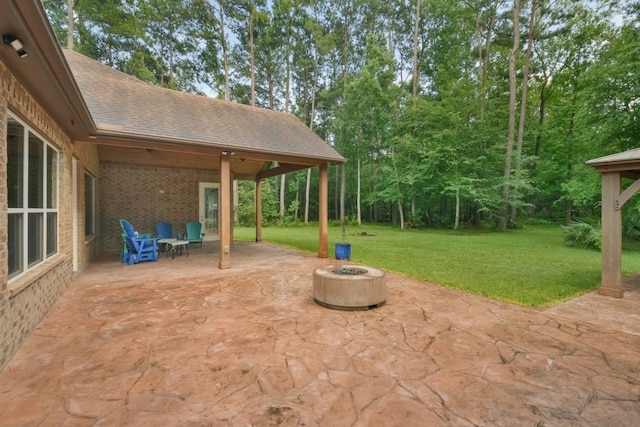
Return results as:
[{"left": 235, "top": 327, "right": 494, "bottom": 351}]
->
[{"left": 1, "top": 0, "right": 344, "bottom": 370}]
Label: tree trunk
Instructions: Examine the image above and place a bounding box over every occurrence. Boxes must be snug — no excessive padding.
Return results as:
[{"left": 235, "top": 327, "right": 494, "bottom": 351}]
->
[
  {"left": 305, "top": 169, "right": 311, "bottom": 223},
  {"left": 168, "top": 23, "right": 175, "bottom": 84},
  {"left": 499, "top": 0, "right": 520, "bottom": 231},
  {"left": 339, "top": 0, "right": 350, "bottom": 228},
  {"left": 304, "top": 5, "right": 321, "bottom": 225},
  {"left": 511, "top": 0, "right": 538, "bottom": 223},
  {"left": 280, "top": 174, "right": 286, "bottom": 224},
  {"left": 412, "top": 0, "right": 421, "bottom": 106},
  {"left": 371, "top": 160, "right": 377, "bottom": 222},
  {"left": 566, "top": 93, "right": 577, "bottom": 225},
  {"left": 340, "top": 164, "right": 346, "bottom": 226},
  {"left": 233, "top": 180, "right": 238, "bottom": 223},
  {"left": 391, "top": 146, "right": 404, "bottom": 229},
  {"left": 249, "top": 6, "right": 256, "bottom": 107},
  {"left": 454, "top": 187, "right": 460, "bottom": 230},
  {"left": 357, "top": 157, "right": 362, "bottom": 225},
  {"left": 479, "top": 0, "right": 499, "bottom": 121},
  {"left": 218, "top": 0, "right": 230, "bottom": 101},
  {"left": 66, "top": 0, "right": 74, "bottom": 50}
]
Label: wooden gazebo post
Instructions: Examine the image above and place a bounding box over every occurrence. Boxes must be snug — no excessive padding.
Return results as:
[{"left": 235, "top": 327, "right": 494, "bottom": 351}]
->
[
  {"left": 599, "top": 171, "right": 624, "bottom": 297},
  {"left": 586, "top": 148, "right": 640, "bottom": 298}
]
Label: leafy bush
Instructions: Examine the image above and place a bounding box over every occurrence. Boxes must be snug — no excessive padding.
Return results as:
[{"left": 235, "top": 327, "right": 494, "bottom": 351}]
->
[{"left": 562, "top": 221, "right": 601, "bottom": 251}]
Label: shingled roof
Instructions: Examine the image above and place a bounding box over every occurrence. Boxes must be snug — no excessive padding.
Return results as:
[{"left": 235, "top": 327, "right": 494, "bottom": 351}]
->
[
  {"left": 63, "top": 49, "right": 344, "bottom": 164},
  {"left": 586, "top": 148, "right": 640, "bottom": 179}
]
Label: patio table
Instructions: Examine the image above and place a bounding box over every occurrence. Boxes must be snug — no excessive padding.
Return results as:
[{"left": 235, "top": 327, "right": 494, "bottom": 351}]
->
[{"left": 157, "top": 238, "right": 189, "bottom": 259}]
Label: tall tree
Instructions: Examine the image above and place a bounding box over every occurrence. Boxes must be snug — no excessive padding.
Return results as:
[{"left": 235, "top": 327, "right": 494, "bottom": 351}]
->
[
  {"left": 511, "top": 0, "right": 539, "bottom": 222},
  {"left": 499, "top": 0, "right": 521, "bottom": 230},
  {"left": 66, "top": 0, "right": 74, "bottom": 49}
]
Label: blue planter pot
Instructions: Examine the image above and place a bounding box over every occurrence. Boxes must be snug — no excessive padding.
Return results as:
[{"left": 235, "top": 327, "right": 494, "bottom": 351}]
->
[{"left": 335, "top": 243, "right": 351, "bottom": 260}]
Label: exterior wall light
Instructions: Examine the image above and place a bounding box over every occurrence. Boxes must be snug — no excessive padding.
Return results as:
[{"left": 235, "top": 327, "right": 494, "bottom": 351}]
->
[{"left": 3, "top": 34, "right": 28, "bottom": 58}]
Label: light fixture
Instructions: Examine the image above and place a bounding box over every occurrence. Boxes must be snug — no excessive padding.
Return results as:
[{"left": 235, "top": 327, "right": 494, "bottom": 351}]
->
[
  {"left": 3, "top": 34, "right": 28, "bottom": 59},
  {"left": 222, "top": 150, "right": 235, "bottom": 156}
]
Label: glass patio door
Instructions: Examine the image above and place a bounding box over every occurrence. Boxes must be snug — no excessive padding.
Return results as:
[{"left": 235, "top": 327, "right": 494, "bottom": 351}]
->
[{"left": 199, "top": 182, "right": 219, "bottom": 241}]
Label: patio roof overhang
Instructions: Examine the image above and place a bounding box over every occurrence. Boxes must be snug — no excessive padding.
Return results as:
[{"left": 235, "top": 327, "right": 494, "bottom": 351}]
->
[
  {"left": 0, "top": 0, "right": 95, "bottom": 139},
  {"left": 78, "top": 132, "right": 338, "bottom": 181}
]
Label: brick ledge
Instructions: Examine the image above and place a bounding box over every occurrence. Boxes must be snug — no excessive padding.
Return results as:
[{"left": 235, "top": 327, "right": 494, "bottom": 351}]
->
[{"left": 8, "top": 255, "right": 66, "bottom": 298}]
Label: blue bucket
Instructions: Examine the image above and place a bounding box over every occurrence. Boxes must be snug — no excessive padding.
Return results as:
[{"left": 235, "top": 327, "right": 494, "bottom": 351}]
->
[{"left": 335, "top": 243, "right": 351, "bottom": 260}]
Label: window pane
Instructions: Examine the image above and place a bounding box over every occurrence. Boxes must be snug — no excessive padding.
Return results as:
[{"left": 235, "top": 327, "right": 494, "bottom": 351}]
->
[
  {"left": 8, "top": 213, "right": 23, "bottom": 278},
  {"left": 28, "top": 133, "right": 44, "bottom": 208},
  {"left": 47, "top": 146, "right": 58, "bottom": 208},
  {"left": 84, "top": 172, "right": 95, "bottom": 236},
  {"left": 28, "top": 213, "right": 43, "bottom": 266},
  {"left": 7, "top": 118, "right": 24, "bottom": 208},
  {"left": 47, "top": 212, "right": 57, "bottom": 256}
]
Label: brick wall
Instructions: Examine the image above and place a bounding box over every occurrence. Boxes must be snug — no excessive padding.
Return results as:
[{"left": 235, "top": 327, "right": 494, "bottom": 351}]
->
[
  {"left": 100, "top": 163, "right": 219, "bottom": 253},
  {"left": 0, "top": 60, "right": 99, "bottom": 371},
  {"left": 74, "top": 141, "right": 101, "bottom": 271}
]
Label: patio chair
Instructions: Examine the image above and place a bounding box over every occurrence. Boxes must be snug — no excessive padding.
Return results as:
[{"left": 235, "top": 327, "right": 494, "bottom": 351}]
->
[
  {"left": 185, "top": 221, "right": 205, "bottom": 247},
  {"left": 120, "top": 219, "right": 159, "bottom": 265},
  {"left": 155, "top": 222, "right": 173, "bottom": 239}
]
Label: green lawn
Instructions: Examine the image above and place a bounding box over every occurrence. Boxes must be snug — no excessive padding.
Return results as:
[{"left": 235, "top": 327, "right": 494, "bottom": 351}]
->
[{"left": 234, "top": 223, "right": 640, "bottom": 307}]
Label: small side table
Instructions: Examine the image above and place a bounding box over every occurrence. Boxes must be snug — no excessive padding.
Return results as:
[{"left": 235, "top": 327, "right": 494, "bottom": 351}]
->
[
  {"left": 170, "top": 240, "right": 189, "bottom": 258},
  {"left": 157, "top": 238, "right": 189, "bottom": 259}
]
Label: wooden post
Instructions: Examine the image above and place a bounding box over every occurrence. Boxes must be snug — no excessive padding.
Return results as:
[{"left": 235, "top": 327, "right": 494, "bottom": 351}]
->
[
  {"left": 599, "top": 172, "right": 623, "bottom": 297},
  {"left": 255, "top": 180, "right": 263, "bottom": 242},
  {"left": 318, "top": 163, "right": 329, "bottom": 258},
  {"left": 219, "top": 153, "right": 232, "bottom": 269}
]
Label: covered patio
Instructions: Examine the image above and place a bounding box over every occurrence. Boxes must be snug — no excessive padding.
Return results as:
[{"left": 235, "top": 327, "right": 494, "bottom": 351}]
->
[
  {"left": 1, "top": 242, "right": 638, "bottom": 425},
  {"left": 63, "top": 49, "right": 343, "bottom": 268}
]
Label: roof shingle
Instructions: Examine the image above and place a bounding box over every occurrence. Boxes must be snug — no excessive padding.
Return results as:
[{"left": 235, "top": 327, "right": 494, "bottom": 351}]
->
[{"left": 64, "top": 49, "right": 344, "bottom": 163}]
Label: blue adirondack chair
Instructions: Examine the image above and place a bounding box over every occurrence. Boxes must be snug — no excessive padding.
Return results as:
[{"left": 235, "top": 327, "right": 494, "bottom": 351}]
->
[
  {"left": 185, "top": 221, "right": 205, "bottom": 247},
  {"left": 155, "top": 222, "right": 173, "bottom": 239},
  {"left": 120, "top": 219, "right": 158, "bottom": 265}
]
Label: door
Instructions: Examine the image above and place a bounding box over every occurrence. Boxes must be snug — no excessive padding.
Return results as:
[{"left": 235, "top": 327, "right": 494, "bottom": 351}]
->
[{"left": 199, "top": 182, "right": 219, "bottom": 241}]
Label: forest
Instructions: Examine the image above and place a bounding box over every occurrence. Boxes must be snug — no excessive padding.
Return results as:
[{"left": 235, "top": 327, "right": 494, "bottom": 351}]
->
[{"left": 44, "top": 0, "right": 640, "bottom": 232}]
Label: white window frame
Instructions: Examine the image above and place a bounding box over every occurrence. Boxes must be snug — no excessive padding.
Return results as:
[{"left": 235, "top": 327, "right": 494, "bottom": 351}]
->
[{"left": 7, "top": 113, "right": 59, "bottom": 281}]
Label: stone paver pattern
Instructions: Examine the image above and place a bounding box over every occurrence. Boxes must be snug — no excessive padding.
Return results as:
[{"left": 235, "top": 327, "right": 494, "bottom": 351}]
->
[{"left": 1, "top": 241, "right": 639, "bottom": 426}]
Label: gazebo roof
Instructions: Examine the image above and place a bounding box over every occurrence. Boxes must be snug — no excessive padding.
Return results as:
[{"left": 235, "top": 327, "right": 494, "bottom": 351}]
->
[{"left": 586, "top": 148, "right": 640, "bottom": 179}]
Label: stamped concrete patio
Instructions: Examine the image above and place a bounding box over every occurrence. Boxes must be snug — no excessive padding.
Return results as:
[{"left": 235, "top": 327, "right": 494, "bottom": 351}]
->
[{"left": 1, "top": 241, "right": 639, "bottom": 426}]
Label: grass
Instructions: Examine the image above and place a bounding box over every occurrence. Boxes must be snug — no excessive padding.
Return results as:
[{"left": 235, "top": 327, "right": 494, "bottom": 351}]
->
[{"left": 234, "top": 223, "right": 640, "bottom": 308}]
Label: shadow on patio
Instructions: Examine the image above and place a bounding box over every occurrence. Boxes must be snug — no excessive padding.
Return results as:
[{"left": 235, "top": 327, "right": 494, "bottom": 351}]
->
[{"left": 1, "top": 240, "right": 639, "bottom": 425}]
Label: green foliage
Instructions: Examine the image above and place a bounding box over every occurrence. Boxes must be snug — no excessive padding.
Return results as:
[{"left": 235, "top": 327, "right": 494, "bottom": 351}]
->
[
  {"left": 236, "top": 181, "right": 256, "bottom": 227},
  {"left": 623, "top": 198, "right": 640, "bottom": 241},
  {"left": 562, "top": 221, "right": 602, "bottom": 251},
  {"left": 235, "top": 224, "right": 640, "bottom": 307},
  {"left": 44, "top": 0, "right": 637, "bottom": 230}
]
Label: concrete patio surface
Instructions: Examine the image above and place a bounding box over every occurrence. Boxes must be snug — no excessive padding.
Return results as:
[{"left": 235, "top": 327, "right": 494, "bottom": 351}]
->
[{"left": 1, "top": 241, "right": 639, "bottom": 426}]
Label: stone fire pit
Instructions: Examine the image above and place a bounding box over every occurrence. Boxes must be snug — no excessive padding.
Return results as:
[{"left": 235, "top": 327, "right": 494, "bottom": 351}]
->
[{"left": 313, "top": 264, "right": 386, "bottom": 310}]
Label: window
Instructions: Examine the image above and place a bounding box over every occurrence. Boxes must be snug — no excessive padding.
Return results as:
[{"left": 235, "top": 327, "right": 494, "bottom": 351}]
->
[
  {"left": 84, "top": 171, "right": 95, "bottom": 237},
  {"left": 7, "top": 115, "right": 59, "bottom": 280}
]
